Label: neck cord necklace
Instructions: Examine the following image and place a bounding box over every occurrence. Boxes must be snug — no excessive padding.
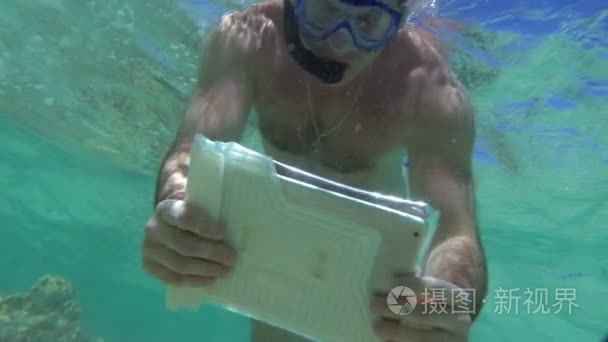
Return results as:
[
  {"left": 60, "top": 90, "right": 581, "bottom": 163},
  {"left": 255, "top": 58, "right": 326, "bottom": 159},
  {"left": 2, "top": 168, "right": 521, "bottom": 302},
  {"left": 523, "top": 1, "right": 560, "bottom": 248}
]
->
[{"left": 305, "top": 82, "right": 364, "bottom": 154}]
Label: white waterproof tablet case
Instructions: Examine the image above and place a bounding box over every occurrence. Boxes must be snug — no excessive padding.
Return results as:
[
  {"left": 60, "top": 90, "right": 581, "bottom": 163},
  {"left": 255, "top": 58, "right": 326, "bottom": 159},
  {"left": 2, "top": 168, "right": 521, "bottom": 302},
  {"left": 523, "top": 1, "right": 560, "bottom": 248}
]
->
[{"left": 166, "top": 135, "right": 438, "bottom": 342}]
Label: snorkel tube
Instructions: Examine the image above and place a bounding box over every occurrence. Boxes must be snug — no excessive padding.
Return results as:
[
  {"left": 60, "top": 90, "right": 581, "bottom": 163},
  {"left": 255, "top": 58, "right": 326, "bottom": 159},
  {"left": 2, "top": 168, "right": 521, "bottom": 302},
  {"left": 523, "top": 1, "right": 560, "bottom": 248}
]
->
[{"left": 283, "top": 0, "right": 347, "bottom": 84}]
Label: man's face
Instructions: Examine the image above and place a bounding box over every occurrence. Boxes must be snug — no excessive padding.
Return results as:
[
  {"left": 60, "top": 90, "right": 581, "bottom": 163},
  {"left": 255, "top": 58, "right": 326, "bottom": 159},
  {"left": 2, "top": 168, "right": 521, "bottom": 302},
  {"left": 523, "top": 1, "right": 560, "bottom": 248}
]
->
[{"left": 293, "top": 0, "right": 406, "bottom": 83}]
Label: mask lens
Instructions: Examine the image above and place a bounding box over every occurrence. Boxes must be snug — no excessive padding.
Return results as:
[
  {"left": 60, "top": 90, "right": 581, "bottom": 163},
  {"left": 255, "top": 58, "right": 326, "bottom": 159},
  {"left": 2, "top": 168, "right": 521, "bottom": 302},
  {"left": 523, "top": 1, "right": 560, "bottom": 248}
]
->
[
  {"left": 297, "top": 0, "right": 400, "bottom": 51},
  {"left": 303, "top": 0, "right": 342, "bottom": 29},
  {"left": 352, "top": 7, "right": 392, "bottom": 41}
]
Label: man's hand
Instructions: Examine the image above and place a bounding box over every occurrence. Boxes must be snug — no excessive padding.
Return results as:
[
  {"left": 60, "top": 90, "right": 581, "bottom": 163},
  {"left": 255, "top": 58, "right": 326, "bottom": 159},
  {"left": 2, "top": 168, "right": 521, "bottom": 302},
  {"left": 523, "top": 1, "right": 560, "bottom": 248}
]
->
[
  {"left": 370, "top": 272, "right": 473, "bottom": 342},
  {"left": 142, "top": 197, "right": 239, "bottom": 287}
]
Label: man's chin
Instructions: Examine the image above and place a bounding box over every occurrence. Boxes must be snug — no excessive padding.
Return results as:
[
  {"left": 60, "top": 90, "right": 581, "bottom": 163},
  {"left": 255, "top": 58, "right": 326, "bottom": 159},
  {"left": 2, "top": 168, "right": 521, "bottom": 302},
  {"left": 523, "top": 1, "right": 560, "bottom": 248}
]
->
[
  {"left": 311, "top": 50, "right": 356, "bottom": 67},
  {"left": 300, "top": 36, "right": 352, "bottom": 63}
]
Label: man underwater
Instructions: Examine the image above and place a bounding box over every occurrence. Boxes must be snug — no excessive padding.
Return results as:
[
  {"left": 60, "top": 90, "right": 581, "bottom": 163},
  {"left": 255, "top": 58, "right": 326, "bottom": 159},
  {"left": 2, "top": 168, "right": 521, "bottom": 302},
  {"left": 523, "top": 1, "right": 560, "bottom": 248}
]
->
[{"left": 142, "top": 0, "right": 488, "bottom": 340}]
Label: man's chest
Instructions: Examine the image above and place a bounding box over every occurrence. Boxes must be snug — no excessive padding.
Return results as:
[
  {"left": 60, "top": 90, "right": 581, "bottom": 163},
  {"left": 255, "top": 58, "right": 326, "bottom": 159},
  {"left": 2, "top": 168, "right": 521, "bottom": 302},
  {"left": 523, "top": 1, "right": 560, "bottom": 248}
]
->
[{"left": 251, "top": 74, "right": 413, "bottom": 174}]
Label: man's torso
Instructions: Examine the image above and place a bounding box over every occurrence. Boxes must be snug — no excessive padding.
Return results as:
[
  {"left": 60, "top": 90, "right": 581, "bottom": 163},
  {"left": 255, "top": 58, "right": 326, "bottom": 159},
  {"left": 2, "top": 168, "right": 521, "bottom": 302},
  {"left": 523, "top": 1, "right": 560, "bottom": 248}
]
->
[{"left": 226, "top": 1, "right": 449, "bottom": 195}]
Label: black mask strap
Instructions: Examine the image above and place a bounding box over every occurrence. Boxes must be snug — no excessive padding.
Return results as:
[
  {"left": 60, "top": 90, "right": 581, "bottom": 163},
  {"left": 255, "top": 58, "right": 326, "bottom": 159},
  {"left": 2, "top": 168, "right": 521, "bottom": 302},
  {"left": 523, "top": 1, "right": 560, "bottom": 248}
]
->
[{"left": 283, "top": 0, "right": 346, "bottom": 84}]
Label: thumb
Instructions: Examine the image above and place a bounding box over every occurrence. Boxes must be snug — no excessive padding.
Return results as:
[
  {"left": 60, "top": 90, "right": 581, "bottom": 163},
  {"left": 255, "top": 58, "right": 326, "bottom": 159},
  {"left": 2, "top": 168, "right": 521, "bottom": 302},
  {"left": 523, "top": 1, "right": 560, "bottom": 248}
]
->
[
  {"left": 156, "top": 199, "right": 187, "bottom": 228},
  {"left": 156, "top": 199, "right": 225, "bottom": 240}
]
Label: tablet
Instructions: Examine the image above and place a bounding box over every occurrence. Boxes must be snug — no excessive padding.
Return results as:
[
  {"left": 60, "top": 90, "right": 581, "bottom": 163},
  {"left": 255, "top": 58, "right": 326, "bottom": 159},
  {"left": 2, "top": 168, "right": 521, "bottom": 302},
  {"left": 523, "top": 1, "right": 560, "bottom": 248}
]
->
[{"left": 166, "top": 135, "right": 437, "bottom": 342}]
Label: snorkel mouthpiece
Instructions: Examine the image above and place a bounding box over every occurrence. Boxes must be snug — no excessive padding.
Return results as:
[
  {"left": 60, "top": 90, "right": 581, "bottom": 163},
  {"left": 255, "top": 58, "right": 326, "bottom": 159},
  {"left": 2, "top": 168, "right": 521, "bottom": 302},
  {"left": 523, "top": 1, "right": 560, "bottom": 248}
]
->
[{"left": 284, "top": 0, "right": 347, "bottom": 84}]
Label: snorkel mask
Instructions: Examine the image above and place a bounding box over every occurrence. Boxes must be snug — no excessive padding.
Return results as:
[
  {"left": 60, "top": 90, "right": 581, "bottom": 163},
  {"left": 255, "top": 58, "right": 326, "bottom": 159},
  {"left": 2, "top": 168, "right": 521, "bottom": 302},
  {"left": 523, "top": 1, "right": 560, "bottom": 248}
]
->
[{"left": 284, "top": 0, "right": 407, "bottom": 84}]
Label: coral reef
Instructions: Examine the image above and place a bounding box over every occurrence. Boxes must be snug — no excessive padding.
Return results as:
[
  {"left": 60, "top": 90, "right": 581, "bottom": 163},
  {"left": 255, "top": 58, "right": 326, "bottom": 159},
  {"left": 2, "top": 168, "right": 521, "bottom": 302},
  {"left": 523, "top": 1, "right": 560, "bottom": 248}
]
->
[{"left": 0, "top": 275, "right": 103, "bottom": 342}]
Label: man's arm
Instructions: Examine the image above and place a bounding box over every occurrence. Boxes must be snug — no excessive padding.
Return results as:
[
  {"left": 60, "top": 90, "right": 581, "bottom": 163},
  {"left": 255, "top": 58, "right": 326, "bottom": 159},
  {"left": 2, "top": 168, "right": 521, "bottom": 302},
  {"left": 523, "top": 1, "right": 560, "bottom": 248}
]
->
[
  {"left": 155, "top": 13, "right": 254, "bottom": 205},
  {"left": 408, "top": 80, "right": 488, "bottom": 318}
]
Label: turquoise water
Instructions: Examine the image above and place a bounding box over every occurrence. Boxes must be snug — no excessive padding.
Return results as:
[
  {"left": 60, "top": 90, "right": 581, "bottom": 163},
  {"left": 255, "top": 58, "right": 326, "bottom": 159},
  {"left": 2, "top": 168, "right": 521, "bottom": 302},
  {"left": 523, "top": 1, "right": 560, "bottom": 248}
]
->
[{"left": 1, "top": 0, "right": 607, "bottom": 341}]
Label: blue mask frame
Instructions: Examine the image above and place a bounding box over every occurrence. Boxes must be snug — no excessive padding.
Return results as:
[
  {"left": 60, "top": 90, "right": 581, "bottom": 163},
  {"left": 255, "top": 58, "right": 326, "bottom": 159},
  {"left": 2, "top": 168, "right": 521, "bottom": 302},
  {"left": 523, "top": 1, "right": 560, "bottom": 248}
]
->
[{"left": 293, "top": 0, "right": 406, "bottom": 52}]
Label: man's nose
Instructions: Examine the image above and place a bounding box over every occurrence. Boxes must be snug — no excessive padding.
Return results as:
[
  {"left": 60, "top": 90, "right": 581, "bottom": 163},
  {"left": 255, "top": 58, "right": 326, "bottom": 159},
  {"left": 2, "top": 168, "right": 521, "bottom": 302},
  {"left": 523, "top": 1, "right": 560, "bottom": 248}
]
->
[{"left": 326, "top": 28, "right": 357, "bottom": 56}]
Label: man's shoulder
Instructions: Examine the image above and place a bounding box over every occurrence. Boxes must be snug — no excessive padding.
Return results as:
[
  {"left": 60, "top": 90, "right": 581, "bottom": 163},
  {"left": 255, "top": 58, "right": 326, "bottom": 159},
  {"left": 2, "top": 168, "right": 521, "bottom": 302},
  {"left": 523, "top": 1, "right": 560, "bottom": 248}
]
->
[
  {"left": 217, "top": 0, "right": 280, "bottom": 33},
  {"left": 206, "top": 1, "right": 281, "bottom": 63},
  {"left": 402, "top": 31, "right": 472, "bottom": 125},
  {"left": 398, "top": 30, "right": 474, "bottom": 142}
]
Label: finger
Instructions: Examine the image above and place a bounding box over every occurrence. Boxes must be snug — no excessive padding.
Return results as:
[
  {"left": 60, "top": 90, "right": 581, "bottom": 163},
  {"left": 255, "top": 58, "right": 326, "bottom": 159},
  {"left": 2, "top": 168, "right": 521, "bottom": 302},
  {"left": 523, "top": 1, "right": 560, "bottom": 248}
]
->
[
  {"left": 157, "top": 199, "right": 225, "bottom": 240},
  {"left": 405, "top": 303, "right": 471, "bottom": 334},
  {"left": 143, "top": 238, "right": 233, "bottom": 278},
  {"left": 143, "top": 257, "right": 217, "bottom": 287},
  {"left": 372, "top": 319, "right": 412, "bottom": 341},
  {"left": 372, "top": 319, "right": 462, "bottom": 341},
  {"left": 370, "top": 296, "right": 431, "bottom": 321},
  {"left": 370, "top": 295, "right": 471, "bottom": 334},
  {"left": 370, "top": 296, "right": 399, "bottom": 318},
  {"left": 393, "top": 274, "right": 458, "bottom": 294},
  {"left": 153, "top": 222, "right": 238, "bottom": 266},
  {"left": 393, "top": 274, "right": 472, "bottom": 306}
]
